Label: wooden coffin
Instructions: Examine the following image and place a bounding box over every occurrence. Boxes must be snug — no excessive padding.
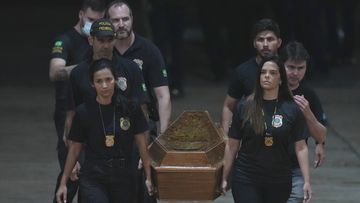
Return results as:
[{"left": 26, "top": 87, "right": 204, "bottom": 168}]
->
[{"left": 149, "top": 111, "right": 225, "bottom": 200}]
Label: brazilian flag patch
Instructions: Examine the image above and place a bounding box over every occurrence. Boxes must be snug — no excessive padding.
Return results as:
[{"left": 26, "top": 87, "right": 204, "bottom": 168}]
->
[{"left": 52, "top": 40, "right": 63, "bottom": 53}]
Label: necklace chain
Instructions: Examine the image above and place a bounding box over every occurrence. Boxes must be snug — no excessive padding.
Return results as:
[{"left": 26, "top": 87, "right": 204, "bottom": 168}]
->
[
  {"left": 262, "top": 99, "right": 278, "bottom": 136},
  {"left": 98, "top": 103, "right": 115, "bottom": 138}
]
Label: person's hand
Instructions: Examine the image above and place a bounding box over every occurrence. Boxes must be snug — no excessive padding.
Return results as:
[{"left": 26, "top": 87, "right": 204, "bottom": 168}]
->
[
  {"left": 62, "top": 135, "right": 69, "bottom": 147},
  {"left": 303, "top": 182, "right": 312, "bottom": 203},
  {"left": 145, "top": 178, "right": 154, "bottom": 196},
  {"left": 293, "top": 95, "right": 311, "bottom": 115},
  {"left": 221, "top": 180, "right": 228, "bottom": 196},
  {"left": 56, "top": 184, "right": 67, "bottom": 203},
  {"left": 70, "top": 161, "right": 81, "bottom": 181},
  {"left": 314, "top": 143, "right": 325, "bottom": 168}
]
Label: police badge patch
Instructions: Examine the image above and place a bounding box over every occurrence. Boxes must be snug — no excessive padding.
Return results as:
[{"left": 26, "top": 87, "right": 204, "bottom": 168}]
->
[
  {"left": 117, "top": 77, "right": 127, "bottom": 91},
  {"left": 272, "top": 115, "right": 283, "bottom": 128},
  {"left": 133, "top": 59, "right": 144, "bottom": 70},
  {"left": 120, "top": 117, "right": 131, "bottom": 131}
]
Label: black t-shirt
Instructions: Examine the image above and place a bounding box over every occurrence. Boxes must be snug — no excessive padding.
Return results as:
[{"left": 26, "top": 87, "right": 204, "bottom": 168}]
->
[
  {"left": 227, "top": 57, "right": 259, "bottom": 100},
  {"left": 50, "top": 28, "right": 90, "bottom": 114},
  {"left": 68, "top": 99, "right": 148, "bottom": 165},
  {"left": 289, "top": 82, "right": 328, "bottom": 168},
  {"left": 68, "top": 53, "right": 149, "bottom": 109},
  {"left": 229, "top": 99, "right": 306, "bottom": 184},
  {"left": 115, "top": 34, "right": 168, "bottom": 119}
]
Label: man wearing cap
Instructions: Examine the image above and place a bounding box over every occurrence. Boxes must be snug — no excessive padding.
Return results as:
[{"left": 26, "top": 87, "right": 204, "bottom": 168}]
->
[
  {"left": 48, "top": 1, "right": 106, "bottom": 202},
  {"left": 58, "top": 18, "right": 149, "bottom": 203},
  {"left": 64, "top": 17, "right": 148, "bottom": 174},
  {"left": 67, "top": 18, "right": 148, "bottom": 116},
  {"left": 107, "top": 2, "right": 171, "bottom": 202}
]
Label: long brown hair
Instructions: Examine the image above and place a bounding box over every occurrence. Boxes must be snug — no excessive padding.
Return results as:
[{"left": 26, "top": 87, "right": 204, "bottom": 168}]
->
[{"left": 242, "top": 55, "right": 293, "bottom": 135}]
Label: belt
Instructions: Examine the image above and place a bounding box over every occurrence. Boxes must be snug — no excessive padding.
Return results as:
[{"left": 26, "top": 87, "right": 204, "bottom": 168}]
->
[{"left": 105, "top": 158, "right": 126, "bottom": 168}]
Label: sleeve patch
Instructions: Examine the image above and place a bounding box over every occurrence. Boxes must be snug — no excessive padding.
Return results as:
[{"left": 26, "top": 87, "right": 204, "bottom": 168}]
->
[
  {"left": 142, "top": 83, "right": 147, "bottom": 92},
  {"left": 52, "top": 41, "right": 63, "bottom": 53},
  {"left": 162, "top": 69, "right": 167, "bottom": 77}
]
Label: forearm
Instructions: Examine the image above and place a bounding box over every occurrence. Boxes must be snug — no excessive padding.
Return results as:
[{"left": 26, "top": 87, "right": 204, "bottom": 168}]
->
[
  {"left": 221, "top": 96, "right": 237, "bottom": 135},
  {"left": 158, "top": 97, "right": 171, "bottom": 134},
  {"left": 221, "top": 107, "right": 233, "bottom": 136},
  {"left": 222, "top": 138, "right": 239, "bottom": 181},
  {"left": 295, "top": 141, "right": 310, "bottom": 183},
  {"left": 136, "top": 133, "right": 152, "bottom": 180},
  {"left": 50, "top": 64, "right": 77, "bottom": 81},
  {"left": 63, "top": 111, "right": 75, "bottom": 141},
  {"left": 304, "top": 111, "right": 327, "bottom": 143},
  {"left": 60, "top": 142, "right": 82, "bottom": 185},
  {"left": 154, "top": 86, "right": 171, "bottom": 134}
]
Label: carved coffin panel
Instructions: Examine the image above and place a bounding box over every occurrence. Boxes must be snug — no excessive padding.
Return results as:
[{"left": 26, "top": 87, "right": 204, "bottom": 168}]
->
[{"left": 149, "top": 111, "right": 225, "bottom": 200}]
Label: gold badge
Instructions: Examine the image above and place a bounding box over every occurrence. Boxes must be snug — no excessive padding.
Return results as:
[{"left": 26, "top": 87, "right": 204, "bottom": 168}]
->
[
  {"left": 117, "top": 77, "right": 127, "bottom": 91},
  {"left": 120, "top": 117, "right": 130, "bottom": 131},
  {"left": 105, "top": 134, "right": 115, "bottom": 147},
  {"left": 264, "top": 136, "right": 273, "bottom": 147}
]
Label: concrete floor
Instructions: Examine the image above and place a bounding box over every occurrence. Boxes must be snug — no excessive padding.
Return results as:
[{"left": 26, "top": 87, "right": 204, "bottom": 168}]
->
[{"left": 0, "top": 65, "right": 359, "bottom": 203}]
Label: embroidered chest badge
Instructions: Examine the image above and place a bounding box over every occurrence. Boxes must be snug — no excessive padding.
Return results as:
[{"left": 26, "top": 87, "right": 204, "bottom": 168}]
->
[
  {"left": 133, "top": 59, "right": 144, "bottom": 70},
  {"left": 117, "top": 77, "right": 127, "bottom": 91},
  {"left": 272, "top": 115, "right": 283, "bottom": 128},
  {"left": 120, "top": 117, "right": 131, "bottom": 131}
]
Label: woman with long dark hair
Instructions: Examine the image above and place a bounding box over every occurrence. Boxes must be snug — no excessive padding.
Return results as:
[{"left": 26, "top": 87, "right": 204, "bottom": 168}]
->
[
  {"left": 221, "top": 55, "right": 311, "bottom": 203},
  {"left": 56, "top": 58, "right": 153, "bottom": 203}
]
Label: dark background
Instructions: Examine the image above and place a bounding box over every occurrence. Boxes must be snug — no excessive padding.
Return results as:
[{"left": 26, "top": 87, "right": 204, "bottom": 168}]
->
[{"left": 1, "top": 0, "right": 359, "bottom": 86}]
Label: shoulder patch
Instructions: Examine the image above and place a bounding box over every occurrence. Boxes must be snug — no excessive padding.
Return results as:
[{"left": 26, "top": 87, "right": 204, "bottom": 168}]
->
[
  {"left": 142, "top": 83, "right": 147, "bottom": 92},
  {"left": 162, "top": 69, "right": 167, "bottom": 77},
  {"left": 52, "top": 40, "right": 63, "bottom": 53}
]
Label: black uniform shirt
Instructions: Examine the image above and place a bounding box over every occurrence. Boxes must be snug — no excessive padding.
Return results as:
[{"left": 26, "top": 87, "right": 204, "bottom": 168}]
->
[
  {"left": 115, "top": 34, "right": 168, "bottom": 119},
  {"left": 50, "top": 28, "right": 90, "bottom": 114},
  {"left": 229, "top": 99, "right": 306, "bottom": 184},
  {"left": 289, "top": 82, "right": 328, "bottom": 168},
  {"left": 68, "top": 99, "right": 148, "bottom": 163},
  {"left": 68, "top": 53, "right": 149, "bottom": 109},
  {"left": 227, "top": 57, "right": 259, "bottom": 100}
]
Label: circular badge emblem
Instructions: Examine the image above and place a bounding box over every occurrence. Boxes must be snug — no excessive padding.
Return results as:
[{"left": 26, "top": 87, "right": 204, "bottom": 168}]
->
[{"left": 120, "top": 117, "right": 131, "bottom": 131}]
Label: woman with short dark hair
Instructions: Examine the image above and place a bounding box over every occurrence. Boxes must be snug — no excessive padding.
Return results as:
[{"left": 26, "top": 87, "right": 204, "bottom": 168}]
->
[{"left": 56, "top": 58, "right": 153, "bottom": 203}]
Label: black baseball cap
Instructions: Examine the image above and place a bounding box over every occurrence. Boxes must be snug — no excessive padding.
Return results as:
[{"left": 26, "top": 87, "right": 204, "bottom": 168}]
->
[{"left": 90, "top": 18, "right": 116, "bottom": 38}]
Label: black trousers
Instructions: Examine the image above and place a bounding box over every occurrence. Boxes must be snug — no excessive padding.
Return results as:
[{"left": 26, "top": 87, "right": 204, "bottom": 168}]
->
[
  {"left": 232, "top": 180, "right": 292, "bottom": 203},
  {"left": 80, "top": 167, "right": 135, "bottom": 203}
]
